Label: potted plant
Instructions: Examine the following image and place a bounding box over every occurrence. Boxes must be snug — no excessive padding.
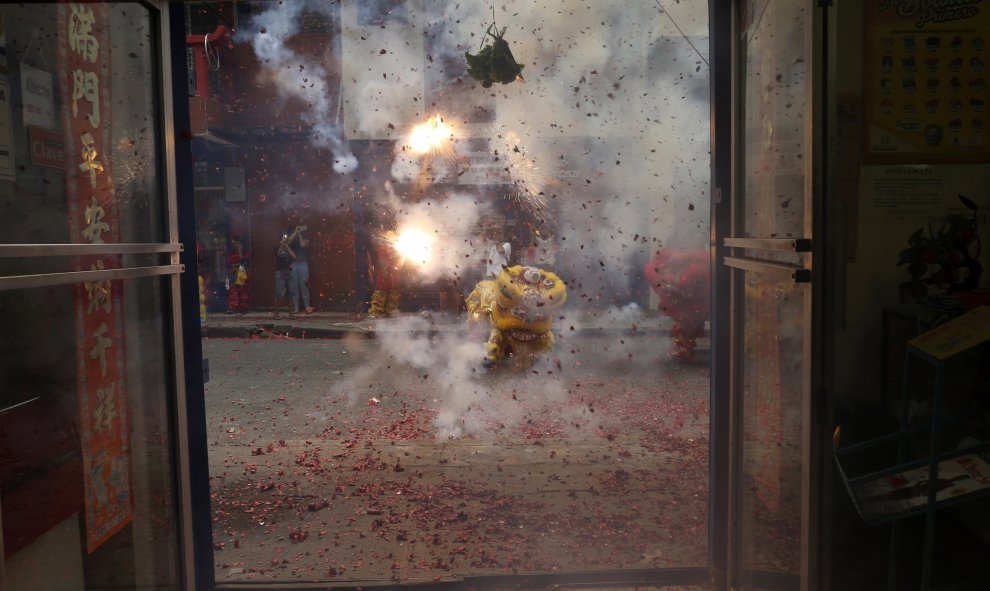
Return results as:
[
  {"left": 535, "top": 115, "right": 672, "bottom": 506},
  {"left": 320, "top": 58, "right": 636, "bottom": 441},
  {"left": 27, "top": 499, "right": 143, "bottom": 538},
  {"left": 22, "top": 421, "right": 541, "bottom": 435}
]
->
[{"left": 897, "top": 194, "right": 983, "bottom": 302}]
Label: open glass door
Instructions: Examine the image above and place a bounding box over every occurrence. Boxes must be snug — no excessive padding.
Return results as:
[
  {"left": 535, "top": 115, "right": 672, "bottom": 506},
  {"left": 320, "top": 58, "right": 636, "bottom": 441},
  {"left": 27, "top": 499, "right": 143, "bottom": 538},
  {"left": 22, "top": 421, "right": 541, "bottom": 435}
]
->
[
  {"left": 724, "top": 0, "right": 825, "bottom": 589},
  {"left": 0, "top": 2, "right": 192, "bottom": 590},
  {"left": 173, "top": 1, "right": 718, "bottom": 589}
]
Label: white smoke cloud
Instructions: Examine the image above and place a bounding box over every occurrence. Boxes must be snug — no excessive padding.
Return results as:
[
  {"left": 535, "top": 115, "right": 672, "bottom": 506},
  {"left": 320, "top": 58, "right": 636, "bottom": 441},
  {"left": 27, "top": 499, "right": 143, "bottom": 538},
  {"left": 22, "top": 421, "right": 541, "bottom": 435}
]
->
[
  {"left": 348, "top": 0, "right": 708, "bottom": 437},
  {"left": 372, "top": 315, "right": 492, "bottom": 438},
  {"left": 242, "top": 0, "right": 711, "bottom": 438},
  {"left": 239, "top": 0, "right": 358, "bottom": 173},
  {"left": 244, "top": 0, "right": 710, "bottom": 297},
  {"left": 393, "top": 191, "right": 492, "bottom": 283},
  {"left": 375, "top": 1, "right": 709, "bottom": 301},
  {"left": 357, "top": 314, "right": 586, "bottom": 440},
  {"left": 347, "top": 23, "right": 427, "bottom": 138}
]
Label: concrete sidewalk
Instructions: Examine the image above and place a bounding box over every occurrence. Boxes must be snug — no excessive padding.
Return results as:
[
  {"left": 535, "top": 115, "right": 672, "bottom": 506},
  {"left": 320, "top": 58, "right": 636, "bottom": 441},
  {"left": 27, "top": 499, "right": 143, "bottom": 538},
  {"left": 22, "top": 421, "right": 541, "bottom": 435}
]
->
[
  {"left": 200, "top": 309, "right": 682, "bottom": 340},
  {"left": 201, "top": 310, "right": 375, "bottom": 339}
]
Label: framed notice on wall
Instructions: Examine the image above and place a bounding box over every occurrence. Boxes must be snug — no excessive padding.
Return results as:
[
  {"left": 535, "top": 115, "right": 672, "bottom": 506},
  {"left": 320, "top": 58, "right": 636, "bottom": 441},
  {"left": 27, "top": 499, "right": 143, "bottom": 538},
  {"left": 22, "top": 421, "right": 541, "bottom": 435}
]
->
[{"left": 864, "top": 1, "right": 990, "bottom": 164}]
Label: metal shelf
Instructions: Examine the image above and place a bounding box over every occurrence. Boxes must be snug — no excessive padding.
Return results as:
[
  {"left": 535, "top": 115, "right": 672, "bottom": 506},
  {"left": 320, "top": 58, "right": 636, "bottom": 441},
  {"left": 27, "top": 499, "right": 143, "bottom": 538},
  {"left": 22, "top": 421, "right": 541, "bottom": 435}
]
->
[{"left": 834, "top": 333, "right": 990, "bottom": 591}]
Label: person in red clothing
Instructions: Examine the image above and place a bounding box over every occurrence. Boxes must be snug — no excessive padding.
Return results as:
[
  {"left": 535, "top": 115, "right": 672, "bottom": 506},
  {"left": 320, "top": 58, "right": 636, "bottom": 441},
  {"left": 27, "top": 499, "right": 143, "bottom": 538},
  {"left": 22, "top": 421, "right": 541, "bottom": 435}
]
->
[
  {"left": 225, "top": 235, "right": 250, "bottom": 315},
  {"left": 644, "top": 248, "right": 710, "bottom": 361}
]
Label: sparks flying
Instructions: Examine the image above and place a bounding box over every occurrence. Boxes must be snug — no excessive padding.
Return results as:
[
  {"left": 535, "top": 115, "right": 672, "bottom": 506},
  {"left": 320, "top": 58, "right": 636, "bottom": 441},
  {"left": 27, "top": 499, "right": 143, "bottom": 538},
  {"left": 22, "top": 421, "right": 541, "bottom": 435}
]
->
[
  {"left": 406, "top": 114, "right": 453, "bottom": 155},
  {"left": 393, "top": 227, "right": 434, "bottom": 266}
]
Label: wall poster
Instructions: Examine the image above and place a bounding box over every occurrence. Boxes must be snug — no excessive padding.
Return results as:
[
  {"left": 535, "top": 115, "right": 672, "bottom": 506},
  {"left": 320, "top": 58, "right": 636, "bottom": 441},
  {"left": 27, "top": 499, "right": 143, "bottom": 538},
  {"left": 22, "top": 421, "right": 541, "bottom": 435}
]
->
[
  {"left": 860, "top": 163, "right": 989, "bottom": 223},
  {"left": 864, "top": 0, "right": 990, "bottom": 163}
]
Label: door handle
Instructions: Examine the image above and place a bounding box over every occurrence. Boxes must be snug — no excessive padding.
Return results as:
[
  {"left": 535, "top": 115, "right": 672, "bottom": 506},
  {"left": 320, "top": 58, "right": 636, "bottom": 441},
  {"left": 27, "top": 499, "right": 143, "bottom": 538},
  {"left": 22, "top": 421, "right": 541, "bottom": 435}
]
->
[
  {"left": 722, "top": 256, "right": 811, "bottom": 283},
  {"left": 723, "top": 237, "right": 811, "bottom": 252}
]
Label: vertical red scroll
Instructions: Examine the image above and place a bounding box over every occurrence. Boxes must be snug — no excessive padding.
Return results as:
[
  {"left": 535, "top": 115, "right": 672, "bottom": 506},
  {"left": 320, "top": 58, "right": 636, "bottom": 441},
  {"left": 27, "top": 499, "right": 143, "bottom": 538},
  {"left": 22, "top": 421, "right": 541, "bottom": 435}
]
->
[{"left": 57, "top": 2, "right": 132, "bottom": 553}]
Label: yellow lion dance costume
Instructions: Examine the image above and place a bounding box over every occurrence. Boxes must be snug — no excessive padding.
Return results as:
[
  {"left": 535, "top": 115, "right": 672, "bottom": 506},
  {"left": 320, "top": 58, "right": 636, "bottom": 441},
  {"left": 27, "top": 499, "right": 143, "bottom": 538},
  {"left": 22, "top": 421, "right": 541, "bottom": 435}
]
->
[{"left": 465, "top": 265, "right": 567, "bottom": 368}]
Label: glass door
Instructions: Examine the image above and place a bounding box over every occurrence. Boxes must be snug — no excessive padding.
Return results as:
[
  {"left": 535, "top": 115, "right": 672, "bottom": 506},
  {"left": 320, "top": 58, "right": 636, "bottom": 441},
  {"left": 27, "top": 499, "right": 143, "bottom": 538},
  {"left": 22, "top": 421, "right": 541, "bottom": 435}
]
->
[
  {"left": 175, "top": 0, "right": 717, "bottom": 589},
  {"left": 0, "top": 2, "right": 191, "bottom": 590},
  {"left": 725, "top": 0, "right": 825, "bottom": 589}
]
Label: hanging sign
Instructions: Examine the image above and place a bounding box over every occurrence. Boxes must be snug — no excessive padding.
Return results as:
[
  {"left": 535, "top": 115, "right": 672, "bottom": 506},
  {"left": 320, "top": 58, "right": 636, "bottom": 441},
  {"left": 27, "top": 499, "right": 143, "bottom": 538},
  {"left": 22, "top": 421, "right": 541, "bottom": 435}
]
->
[
  {"left": 58, "top": 2, "right": 132, "bottom": 554},
  {"left": 21, "top": 63, "right": 56, "bottom": 130},
  {"left": 28, "top": 125, "right": 65, "bottom": 169}
]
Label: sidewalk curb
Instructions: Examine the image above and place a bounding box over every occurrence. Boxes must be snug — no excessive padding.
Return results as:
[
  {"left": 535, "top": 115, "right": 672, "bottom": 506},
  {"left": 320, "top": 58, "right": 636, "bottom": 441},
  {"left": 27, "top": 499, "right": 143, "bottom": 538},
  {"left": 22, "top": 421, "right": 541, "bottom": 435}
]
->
[
  {"left": 199, "top": 311, "right": 683, "bottom": 340},
  {"left": 202, "top": 324, "right": 371, "bottom": 339},
  {"left": 201, "top": 323, "right": 679, "bottom": 341}
]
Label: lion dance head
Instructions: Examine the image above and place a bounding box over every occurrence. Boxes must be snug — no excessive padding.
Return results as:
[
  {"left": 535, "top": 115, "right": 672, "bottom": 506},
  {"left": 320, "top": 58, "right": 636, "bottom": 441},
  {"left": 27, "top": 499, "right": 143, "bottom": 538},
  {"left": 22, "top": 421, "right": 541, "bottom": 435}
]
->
[{"left": 466, "top": 265, "right": 567, "bottom": 368}]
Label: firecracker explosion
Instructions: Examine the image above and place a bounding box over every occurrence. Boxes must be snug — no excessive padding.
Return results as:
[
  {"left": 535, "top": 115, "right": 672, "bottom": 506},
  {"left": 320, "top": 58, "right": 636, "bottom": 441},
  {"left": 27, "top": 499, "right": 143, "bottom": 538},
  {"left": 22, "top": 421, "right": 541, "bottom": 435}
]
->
[{"left": 201, "top": 0, "right": 726, "bottom": 584}]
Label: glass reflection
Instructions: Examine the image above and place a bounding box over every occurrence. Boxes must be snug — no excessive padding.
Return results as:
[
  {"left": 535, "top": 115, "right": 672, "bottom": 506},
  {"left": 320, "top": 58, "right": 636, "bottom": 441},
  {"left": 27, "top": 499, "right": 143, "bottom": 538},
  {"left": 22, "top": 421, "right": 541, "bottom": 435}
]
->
[
  {"left": 742, "top": 0, "right": 806, "bottom": 245},
  {"left": 193, "top": 0, "right": 712, "bottom": 582},
  {"left": 1, "top": 278, "right": 180, "bottom": 591},
  {"left": 0, "top": 3, "right": 177, "bottom": 590},
  {"left": 739, "top": 272, "right": 805, "bottom": 579}
]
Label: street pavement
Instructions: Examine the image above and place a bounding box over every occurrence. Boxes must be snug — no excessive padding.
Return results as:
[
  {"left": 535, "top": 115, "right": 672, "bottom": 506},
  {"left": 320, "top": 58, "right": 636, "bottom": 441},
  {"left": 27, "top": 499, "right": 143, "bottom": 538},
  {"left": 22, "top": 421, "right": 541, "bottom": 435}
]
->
[
  {"left": 200, "top": 309, "right": 713, "bottom": 586},
  {"left": 201, "top": 310, "right": 374, "bottom": 339}
]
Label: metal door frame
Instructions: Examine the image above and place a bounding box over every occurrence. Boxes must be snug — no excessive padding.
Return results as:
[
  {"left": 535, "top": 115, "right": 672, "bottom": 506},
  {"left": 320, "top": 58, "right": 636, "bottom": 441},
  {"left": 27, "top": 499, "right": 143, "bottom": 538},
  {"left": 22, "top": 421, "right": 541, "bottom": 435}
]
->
[
  {"left": 709, "top": 0, "right": 734, "bottom": 589},
  {"left": 715, "top": 0, "right": 832, "bottom": 589},
  {"left": 166, "top": 0, "right": 745, "bottom": 589},
  {"left": 164, "top": 1, "right": 214, "bottom": 589}
]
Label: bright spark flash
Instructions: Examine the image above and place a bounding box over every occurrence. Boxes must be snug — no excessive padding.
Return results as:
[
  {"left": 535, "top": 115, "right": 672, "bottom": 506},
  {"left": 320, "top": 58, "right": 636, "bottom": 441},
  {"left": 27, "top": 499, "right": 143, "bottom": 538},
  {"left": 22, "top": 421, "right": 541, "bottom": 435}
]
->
[
  {"left": 487, "top": 124, "right": 550, "bottom": 218},
  {"left": 393, "top": 227, "right": 433, "bottom": 265},
  {"left": 407, "top": 114, "right": 452, "bottom": 155}
]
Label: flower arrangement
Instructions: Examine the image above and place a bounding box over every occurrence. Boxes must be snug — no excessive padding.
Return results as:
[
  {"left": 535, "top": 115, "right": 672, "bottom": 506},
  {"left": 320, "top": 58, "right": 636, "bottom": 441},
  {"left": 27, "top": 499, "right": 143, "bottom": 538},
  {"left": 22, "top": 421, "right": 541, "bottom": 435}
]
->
[{"left": 897, "top": 194, "right": 983, "bottom": 302}]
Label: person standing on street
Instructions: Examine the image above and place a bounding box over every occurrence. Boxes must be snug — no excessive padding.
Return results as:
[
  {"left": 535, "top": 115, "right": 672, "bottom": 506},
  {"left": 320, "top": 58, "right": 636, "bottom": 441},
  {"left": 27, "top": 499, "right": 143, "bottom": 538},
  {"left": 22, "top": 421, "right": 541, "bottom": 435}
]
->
[
  {"left": 285, "top": 224, "right": 314, "bottom": 315},
  {"left": 225, "top": 235, "right": 250, "bottom": 315},
  {"left": 274, "top": 228, "right": 296, "bottom": 319}
]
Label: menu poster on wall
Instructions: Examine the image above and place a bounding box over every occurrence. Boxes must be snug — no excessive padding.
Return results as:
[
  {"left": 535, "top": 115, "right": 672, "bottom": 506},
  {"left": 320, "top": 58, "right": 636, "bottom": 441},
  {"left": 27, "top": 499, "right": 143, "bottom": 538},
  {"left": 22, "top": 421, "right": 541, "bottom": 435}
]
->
[{"left": 864, "top": 1, "right": 990, "bottom": 163}]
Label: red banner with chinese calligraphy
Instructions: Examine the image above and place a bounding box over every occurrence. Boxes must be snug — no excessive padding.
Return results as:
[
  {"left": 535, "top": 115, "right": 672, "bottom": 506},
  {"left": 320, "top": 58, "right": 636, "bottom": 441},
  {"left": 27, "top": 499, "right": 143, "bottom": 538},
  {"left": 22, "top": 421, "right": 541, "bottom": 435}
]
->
[{"left": 57, "top": 2, "right": 133, "bottom": 553}]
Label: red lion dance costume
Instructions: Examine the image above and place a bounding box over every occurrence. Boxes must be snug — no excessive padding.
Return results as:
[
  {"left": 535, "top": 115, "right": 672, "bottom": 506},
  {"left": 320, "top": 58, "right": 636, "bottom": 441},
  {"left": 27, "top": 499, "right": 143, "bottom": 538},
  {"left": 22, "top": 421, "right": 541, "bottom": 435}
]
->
[{"left": 644, "top": 249, "right": 710, "bottom": 361}]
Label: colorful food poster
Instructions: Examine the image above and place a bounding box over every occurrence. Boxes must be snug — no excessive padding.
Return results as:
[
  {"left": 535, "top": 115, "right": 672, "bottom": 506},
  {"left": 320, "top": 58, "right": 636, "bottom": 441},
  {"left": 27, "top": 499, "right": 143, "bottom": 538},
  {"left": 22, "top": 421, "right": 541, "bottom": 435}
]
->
[{"left": 864, "top": 1, "right": 990, "bottom": 163}]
